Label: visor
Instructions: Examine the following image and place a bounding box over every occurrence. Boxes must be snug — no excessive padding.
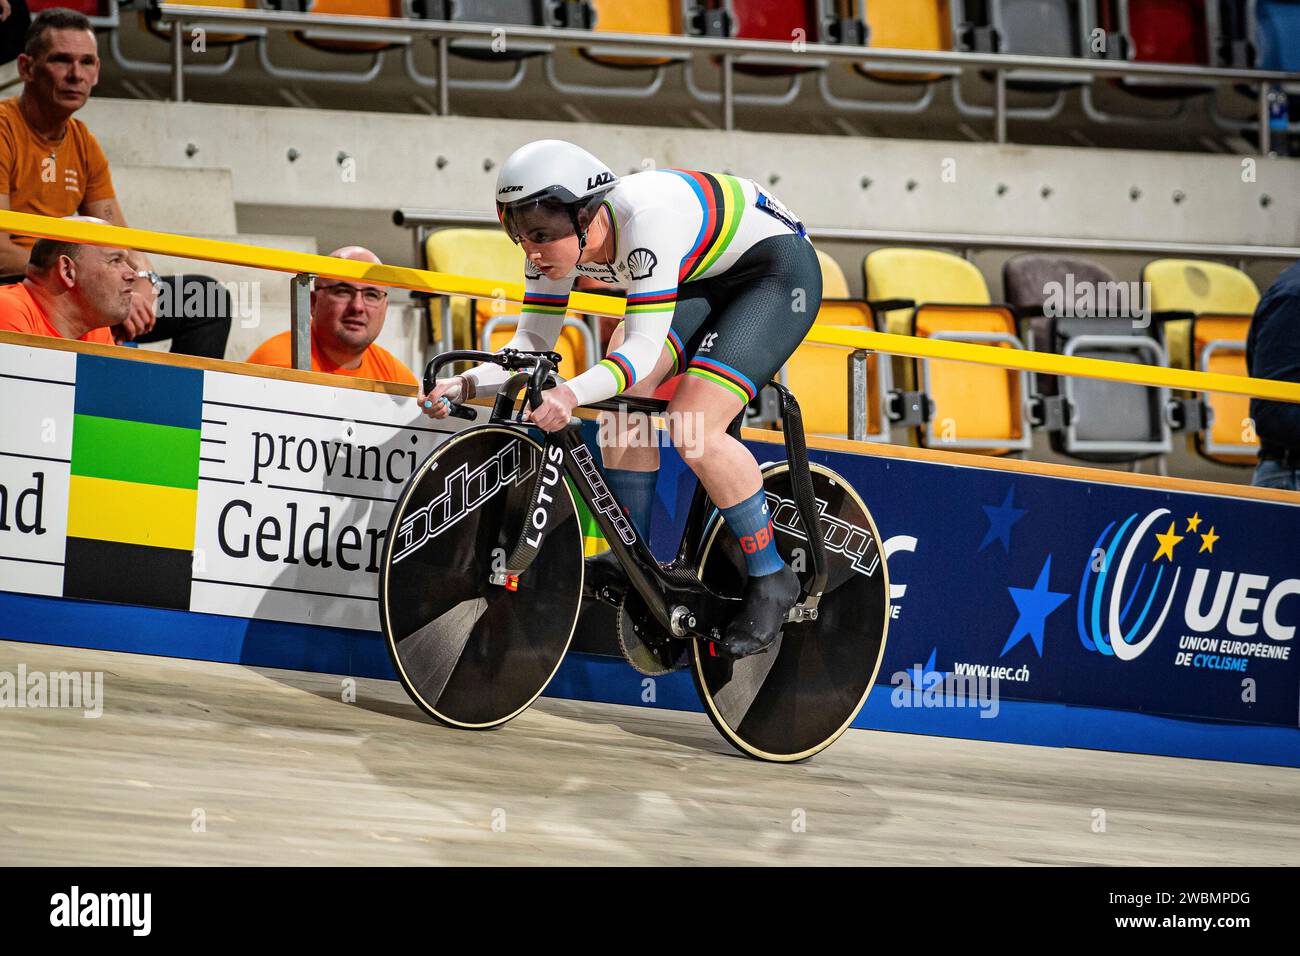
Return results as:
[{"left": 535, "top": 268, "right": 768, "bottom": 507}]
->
[{"left": 497, "top": 197, "right": 581, "bottom": 245}]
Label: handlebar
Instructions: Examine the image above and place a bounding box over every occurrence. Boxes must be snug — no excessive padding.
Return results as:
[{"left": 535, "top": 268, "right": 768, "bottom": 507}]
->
[{"left": 422, "top": 348, "right": 563, "bottom": 422}]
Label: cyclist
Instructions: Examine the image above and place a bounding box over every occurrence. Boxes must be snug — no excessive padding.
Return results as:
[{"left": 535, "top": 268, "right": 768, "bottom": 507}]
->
[{"left": 421, "top": 139, "right": 821, "bottom": 659}]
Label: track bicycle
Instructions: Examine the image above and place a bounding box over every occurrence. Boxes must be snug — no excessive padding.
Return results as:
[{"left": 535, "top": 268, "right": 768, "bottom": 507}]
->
[{"left": 378, "top": 348, "right": 891, "bottom": 761}]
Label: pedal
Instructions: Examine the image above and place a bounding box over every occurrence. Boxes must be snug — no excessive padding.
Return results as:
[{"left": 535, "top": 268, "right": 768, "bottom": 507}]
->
[
  {"left": 785, "top": 604, "right": 818, "bottom": 623},
  {"left": 489, "top": 571, "right": 520, "bottom": 591},
  {"left": 702, "top": 639, "right": 736, "bottom": 684}
]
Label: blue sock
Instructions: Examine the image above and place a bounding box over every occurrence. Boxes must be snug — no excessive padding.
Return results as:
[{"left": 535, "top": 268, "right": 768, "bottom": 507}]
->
[
  {"left": 603, "top": 467, "right": 657, "bottom": 542},
  {"left": 721, "top": 489, "right": 785, "bottom": 578}
]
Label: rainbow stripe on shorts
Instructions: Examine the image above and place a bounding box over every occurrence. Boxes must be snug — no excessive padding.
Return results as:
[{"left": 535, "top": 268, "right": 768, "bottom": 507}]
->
[{"left": 687, "top": 356, "right": 757, "bottom": 403}]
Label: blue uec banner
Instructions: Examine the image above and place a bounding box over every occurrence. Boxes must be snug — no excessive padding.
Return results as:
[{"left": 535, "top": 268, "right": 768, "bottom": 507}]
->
[{"left": 649, "top": 437, "right": 1300, "bottom": 730}]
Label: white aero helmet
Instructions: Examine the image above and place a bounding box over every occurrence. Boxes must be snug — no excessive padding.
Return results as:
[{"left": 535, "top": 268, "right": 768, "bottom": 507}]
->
[{"left": 495, "top": 139, "right": 618, "bottom": 250}]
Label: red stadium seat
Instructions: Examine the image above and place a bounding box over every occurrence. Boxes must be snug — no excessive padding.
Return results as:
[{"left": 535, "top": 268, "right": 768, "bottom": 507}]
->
[
  {"left": 730, "top": 0, "right": 820, "bottom": 43},
  {"left": 1095, "top": 0, "right": 1214, "bottom": 101},
  {"left": 27, "top": 0, "right": 102, "bottom": 14},
  {"left": 716, "top": 0, "right": 823, "bottom": 76},
  {"left": 1104, "top": 0, "right": 1211, "bottom": 65}
]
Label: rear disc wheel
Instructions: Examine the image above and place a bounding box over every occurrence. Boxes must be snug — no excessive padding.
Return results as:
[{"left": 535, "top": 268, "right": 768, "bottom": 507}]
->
[{"left": 691, "top": 462, "right": 890, "bottom": 762}]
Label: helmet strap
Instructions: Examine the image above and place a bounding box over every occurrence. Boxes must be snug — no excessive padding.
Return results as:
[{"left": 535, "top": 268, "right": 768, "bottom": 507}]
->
[{"left": 569, "top": 207, "right": 587, "bottom": 252}]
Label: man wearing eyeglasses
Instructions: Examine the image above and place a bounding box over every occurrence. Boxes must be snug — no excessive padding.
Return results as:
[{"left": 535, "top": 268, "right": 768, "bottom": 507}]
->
[{"left": 245, "top": 246, "right": 417, "bottom": 386}]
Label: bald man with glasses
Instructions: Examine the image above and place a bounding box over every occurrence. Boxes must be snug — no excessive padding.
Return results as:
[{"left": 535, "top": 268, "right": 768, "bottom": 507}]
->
[{"left": 246, "top": 246, "right": 417, "bottom": 386}]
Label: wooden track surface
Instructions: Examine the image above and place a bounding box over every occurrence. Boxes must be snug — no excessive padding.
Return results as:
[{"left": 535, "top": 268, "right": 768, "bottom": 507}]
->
[{"left": 2, "top": 642, "right": 1296, "bottom": 866}]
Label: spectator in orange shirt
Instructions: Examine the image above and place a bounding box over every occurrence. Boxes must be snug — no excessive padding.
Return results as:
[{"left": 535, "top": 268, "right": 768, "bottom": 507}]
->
[
  {"left": 0, "top": 9, "right": 230, "bottom": 358},
  {"left": 0, "top": 227, "right": 135, "bottom": 344},
  {"left": 246, "top": 246, "right": 417, "bottom": 386}
]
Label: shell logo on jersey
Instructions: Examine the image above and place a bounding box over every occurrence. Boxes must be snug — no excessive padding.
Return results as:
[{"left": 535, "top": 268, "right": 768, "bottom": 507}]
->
[{"left": 626, "top": 248, "right": 657, "bottom": 280}]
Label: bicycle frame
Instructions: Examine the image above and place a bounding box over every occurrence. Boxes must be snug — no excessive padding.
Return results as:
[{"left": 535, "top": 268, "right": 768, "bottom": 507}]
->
[{"left": 425, "top": 349, "right": 829, "bottom": 643}]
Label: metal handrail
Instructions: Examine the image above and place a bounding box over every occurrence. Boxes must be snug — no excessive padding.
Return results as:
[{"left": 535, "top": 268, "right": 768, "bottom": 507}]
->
[
  {"left": 391, "top": 208, "right": 1300, "bottom": 262},
  {"left": 153, "top": 6, "right": 1300, "bottom": 82},
  {"left": 153, "top": 5, "right": 1300, "bottom": 143}
]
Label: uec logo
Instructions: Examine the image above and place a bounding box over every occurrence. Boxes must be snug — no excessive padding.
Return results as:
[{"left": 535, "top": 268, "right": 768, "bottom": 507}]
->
[
  {"left": 1077, "top": 508, "right": 1183, "bottom": 660},
  {"left": 1079, "top": 508, "right": 1297, "bottom": 661}
]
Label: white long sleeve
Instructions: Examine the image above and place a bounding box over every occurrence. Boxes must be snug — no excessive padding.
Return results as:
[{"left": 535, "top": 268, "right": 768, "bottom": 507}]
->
[
  {"left": 462, "top": 275, "right": 574, "bottom": 396},
  {"left": 560, "top": 206, "right": 690, "bottom": 407}
]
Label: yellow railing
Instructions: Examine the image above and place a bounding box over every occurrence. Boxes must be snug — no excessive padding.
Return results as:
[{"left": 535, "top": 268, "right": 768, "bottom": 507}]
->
[
  {"left": 3, "top": 209, "right": 1298, "bottom": 405},
  {"left": 0, "top": 210, "right": 625, "bottom": 317},
  {"left": 807, "top": 326, "right": 1300, "bottom": 405}
]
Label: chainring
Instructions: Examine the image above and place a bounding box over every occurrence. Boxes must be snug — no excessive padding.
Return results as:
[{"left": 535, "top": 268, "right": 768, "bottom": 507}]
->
[{"left": 616, "top": 589, "right": 690, "bottom": 676}]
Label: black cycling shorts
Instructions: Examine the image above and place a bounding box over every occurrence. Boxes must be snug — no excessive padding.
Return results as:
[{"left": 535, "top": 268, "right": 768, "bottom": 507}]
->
[{"left": 627, "top": 233, "right": 822, "bottom": 404}]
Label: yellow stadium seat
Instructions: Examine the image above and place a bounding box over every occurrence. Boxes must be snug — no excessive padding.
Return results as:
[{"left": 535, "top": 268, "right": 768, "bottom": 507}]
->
[
  {"left": 1190, "top": 313, "right": 1258, "bottom": 466},
  {"left": 786, "top": 296, "right": 882, "bottom": 438},
  {"left": 583, "top": 1, "right": 683, "bottom": 67},
  {"left": 914, "top": 305, "right": 1027, "bottom": 451},
  {"left": 865, "top": 247, "right": 990, "bottom": 336},
  {"left": 782, "top": 250, "right": 885, "bottom": 438},
  {"left": 817, "top": 249, "right": 851, "bottom": 299},
  {"left": 862, "top": 0, "right": 954, "bottom": 82},
  {"left": 481, "top": 316, "right": 590, "bottom": 379},
  {"left": 144, "top": 0, "right": 261, "bottom": 44},
  {"left": 864, "top": 247, "right": 988, "bottom": 387},
  {"left": 425, "top": 228, "right": 593, "bottom": 376},
  {"left": 864, "top": 248, "right": 1027, "bottom": 454},
  {"left": 295, "top": 0, "right": 405, "bottom": 53},
  {"left": 1142, "top": 259, "right": 1260, "bottom": 369},
  {"left": 425, "top": 229, "right": 527, "bottom": 349}
]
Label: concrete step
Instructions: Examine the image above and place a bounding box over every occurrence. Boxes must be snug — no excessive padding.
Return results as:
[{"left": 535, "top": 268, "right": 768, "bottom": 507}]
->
[{"left": 110, "top": 165, "right": 238, "bottom": 235}]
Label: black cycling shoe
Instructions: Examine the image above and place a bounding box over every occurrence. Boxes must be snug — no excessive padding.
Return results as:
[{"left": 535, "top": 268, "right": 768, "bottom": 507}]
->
[
  {"left": 721, "top": 563, "right": 801, "bottom": 659},
  {"left": 582, "top": 550, "right": 628, "bottom": 603}
]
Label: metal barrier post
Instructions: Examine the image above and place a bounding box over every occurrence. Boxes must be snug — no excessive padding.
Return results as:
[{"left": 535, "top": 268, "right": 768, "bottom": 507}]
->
[
  {"left": 1259, "top": 80, "right": 1272, "bottom": 155},
  {"left": 291, "top": 273, "right": 313, "bottom": 370},
  {"left": 171, "top": 20, "right": 185, "bottom": 102},
  {"left": 995, "top": 68, "right": 1007, "bottom": 144},
  {"left": 437, "top": 35, "right": 450, "bottom": 116},
  {"left": 849, "top": 349, "right": 870, "bottom": 442},
  {"left": 722, "top": 53, "right": 734, "bottom": 130},
  {"left": 439, "top": 296, "right": 454, "bottom": 353}
]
